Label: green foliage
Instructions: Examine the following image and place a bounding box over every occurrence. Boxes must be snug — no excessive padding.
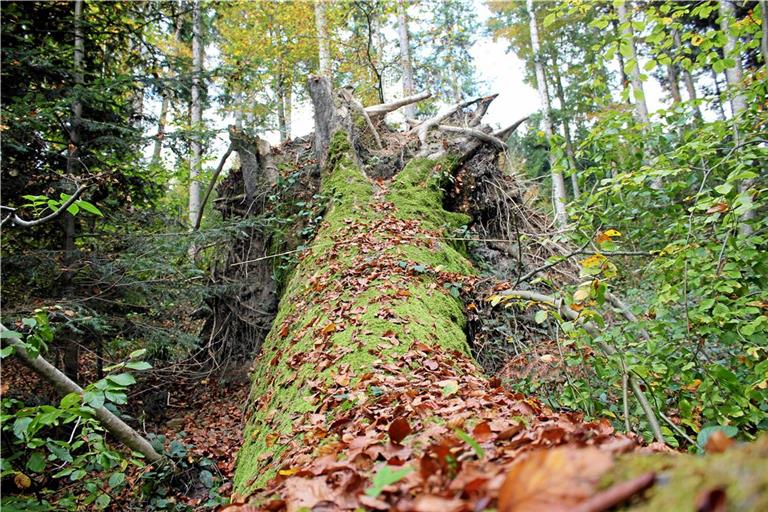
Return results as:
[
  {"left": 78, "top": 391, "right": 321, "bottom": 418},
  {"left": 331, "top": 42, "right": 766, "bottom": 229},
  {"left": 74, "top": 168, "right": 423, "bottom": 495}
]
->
[{"left": 1, "top": 317, "right": 152, "bottom": 510}]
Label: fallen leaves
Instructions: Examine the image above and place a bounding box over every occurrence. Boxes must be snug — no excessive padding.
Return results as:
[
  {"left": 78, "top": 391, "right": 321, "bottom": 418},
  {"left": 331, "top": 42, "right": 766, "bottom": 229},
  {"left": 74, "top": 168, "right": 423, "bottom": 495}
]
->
[
  {"left": 498, "top": 447, "right": 614, "bottom": 512},
  {"left": 389, "top": 418, "right": 413, "bottom": 444}
]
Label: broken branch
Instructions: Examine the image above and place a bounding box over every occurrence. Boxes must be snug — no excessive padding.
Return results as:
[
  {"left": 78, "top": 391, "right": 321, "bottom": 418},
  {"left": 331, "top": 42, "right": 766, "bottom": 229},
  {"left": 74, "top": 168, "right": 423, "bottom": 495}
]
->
[
  {"left": 194, "top": 145, "right": 233, "bottom": 231},
  {"left": 364, "top": 91, "right": 431, "bottom": 118},
  {"left": 1, "top": 185, "right": 87, "bottom": 228},
  {"left": 437, "top": 125, "right": 508, "bottom": 150},
  {"left": 0, "top": 324, "right": 163, "bottom": 463}
]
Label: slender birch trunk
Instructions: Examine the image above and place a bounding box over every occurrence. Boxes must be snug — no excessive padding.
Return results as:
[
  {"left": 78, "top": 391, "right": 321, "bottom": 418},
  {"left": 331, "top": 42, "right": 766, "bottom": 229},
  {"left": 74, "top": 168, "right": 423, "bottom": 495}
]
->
[
  {"left": 527, "top": 0, "right": 568, "bottom": 228},
  {"left": 189, "top": 0, "right": 203, "bottom": 228},
  {"left": 719, "top": 0, "right": 754, "bottom": 233},
  {"left": 551, "top": 55, "right": 580, "bottom": 200},
  {"left": 672, "top": 29, "right": 702, "bottom": 119},
  {"left": 397, "top": 0, "right": 416, "bottom": 119},
  {"left": 315, "top": 0, "right": 331, "bottom": 77}
]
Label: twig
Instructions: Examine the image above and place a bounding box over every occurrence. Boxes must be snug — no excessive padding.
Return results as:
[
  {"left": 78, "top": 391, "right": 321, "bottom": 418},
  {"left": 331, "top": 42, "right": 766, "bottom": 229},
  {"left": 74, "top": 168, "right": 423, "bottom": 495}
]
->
[
  {"left": 1, "top": 185, "right": 87, "bottom": 228},
  {"left": 571, "top": 472, "right": 656, "bottom": 512},
  {"left": 193, "top": 145, "right": 233, "bottom": 231},
  {"left": 437, "top": 124, "right": 508, "bottom": 150}
]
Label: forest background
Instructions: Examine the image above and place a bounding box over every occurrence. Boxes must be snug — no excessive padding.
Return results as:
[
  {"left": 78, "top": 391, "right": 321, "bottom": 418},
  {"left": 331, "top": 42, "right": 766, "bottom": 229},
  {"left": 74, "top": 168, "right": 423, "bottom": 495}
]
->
[{"left": 0, "top": 0, "right": 766, "bottom": 509}]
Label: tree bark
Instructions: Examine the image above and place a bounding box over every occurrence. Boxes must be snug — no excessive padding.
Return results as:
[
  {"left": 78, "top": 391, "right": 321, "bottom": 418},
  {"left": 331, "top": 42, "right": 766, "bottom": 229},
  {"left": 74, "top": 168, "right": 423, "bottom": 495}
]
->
[
  {"left": 672, "top": 29, "right": 702, "bottom": 119},
  {"left": 397, "top": 0, "right": 417, "bottom": 119},
  {"left": 762, "top": 0, "right": 768, "bottom": 74},
  {"left": 526, "top": 0, "right": 568, "bottom": 228},
  {"left": 189, "top": 0, "right": 203, "bottom": 229},
  {"left": 719, "top": 0, "right": 754, "bottom": 234},
  {"left": 665, "top": 62, "right": 682, "bottom": 105},
  {"left": 314, "top": 0, "right": 331, "bottom": 77},
  {"left": 152, "top": 93, "right": 169, "bottom": 165},
  {"left": 616, "top": 2, "right": 649, "bottom": 123},
  {"left": 551, "top": 54, "right": 580, "bottom": 200}
]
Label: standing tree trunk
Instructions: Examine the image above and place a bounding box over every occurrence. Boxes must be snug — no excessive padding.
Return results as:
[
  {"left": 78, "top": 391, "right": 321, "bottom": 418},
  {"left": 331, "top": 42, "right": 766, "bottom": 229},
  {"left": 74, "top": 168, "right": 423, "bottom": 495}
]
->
[
  {"left": 616, "top": 1, "right": 661, "bottom": 190},
  {"left": 762, "top": 0, "right": 768, "bottom": 73},
  {"left": 616, "top": 2, "right": 650, "bottom": 123},
  {"left": 397, "top": 0, "right": 416, "bottom": 119},
  {"left": 315, "top": 0, "right": 331, "bottom": 77},
  {"left": 152, "top": 94, "right": 169, "bottom": 165},
  {"left": 665, "top": 61, "right": 682, "bottom": 104},
  {"left": 61, "top": 0, "right": 85, "bottom": 382},
  {"left": 672, "top": 29, "right": 702, "bottom": 119},
  {"left": 551, "top": 54, "right": 580, "bottom": 200},
  {"left": 189, "top": 0, "right": 203, "bottom": 228},
  {"left": 526, "top": 0, "right": 568, "bottom": 228},
  {"left": 719, "top": 0, "right": 754, "bottom": 234},
  {"left": 227, "top": 78, "right": 768, "bottom": 512}
]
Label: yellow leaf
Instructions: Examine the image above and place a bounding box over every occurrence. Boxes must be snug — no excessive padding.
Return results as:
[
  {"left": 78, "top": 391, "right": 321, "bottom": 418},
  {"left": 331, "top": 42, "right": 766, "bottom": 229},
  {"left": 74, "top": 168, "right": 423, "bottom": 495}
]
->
[
  {"left": 279, "top": 468, "right": 299, "bottom": 476},
  {"left": 581, "top": 254, "right": 606, "bottom": 268},
  {"left": 603, "top": 229, "right": 622, "bottom": 237},
  {"left": 691, "top": 34, "right": 704, "bottom": 46},
  {"left": 573, "top": 289, "right": 590, "bottom": 302},
  {"left": 14, "top": 472, "right": 31, "bottom": 489}
]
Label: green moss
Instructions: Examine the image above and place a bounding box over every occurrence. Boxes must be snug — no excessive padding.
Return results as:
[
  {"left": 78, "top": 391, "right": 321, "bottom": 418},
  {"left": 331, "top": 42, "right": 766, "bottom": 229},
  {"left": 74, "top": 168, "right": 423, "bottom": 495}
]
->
[
  {"left": 233, "top": 133, "right": 479, "bottom": 495},
  {"left": 603, "top": 436, "right": 768, "bottom": 511}
]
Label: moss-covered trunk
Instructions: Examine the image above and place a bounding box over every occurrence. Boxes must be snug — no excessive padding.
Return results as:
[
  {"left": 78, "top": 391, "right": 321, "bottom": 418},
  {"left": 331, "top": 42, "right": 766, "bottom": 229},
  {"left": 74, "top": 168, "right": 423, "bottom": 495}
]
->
[
  {"left": 234, "top": 133, "right": 474, "bottom": 492},
  {"left": 231, "top": 126, "right": 767, "bottom": 510}
]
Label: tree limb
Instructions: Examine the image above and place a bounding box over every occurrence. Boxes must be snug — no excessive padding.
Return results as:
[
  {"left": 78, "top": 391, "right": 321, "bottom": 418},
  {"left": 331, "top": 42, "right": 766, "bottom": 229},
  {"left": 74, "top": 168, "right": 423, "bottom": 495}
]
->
[
  {"left": 341, "top": 89, "right": 383, "bottom": 149},
  {"left": 194, "top": 145, "right": 233, "bottom": 231},
  {"left": 437, "top": 125, "right": 508, "bottom": 150},
  {"left": 1, "top": 185, "right": 87, "bottom": 228},
  {"left": 0, "top": 324, "right": 163, "bottom": 463},
  {"left": 364, "top": 91, "right": 431, "bottom": 119}
]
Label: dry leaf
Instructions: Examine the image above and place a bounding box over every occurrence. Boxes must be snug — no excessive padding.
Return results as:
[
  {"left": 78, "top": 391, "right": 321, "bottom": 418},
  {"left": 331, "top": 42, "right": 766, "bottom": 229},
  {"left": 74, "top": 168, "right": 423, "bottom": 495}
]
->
[
  {"left": 389, "top": 417, "right": 412, "bottom": 444},
  {"left": 498, "top": 447, "right": 614, "bottom": 512},
  {"left": 705, "top": 431, "right": 735, "bottom": 454}
]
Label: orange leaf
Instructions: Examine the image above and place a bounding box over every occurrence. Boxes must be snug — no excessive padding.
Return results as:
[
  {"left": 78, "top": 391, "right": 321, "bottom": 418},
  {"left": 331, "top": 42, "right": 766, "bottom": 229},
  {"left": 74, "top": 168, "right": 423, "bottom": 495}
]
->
[
  {"left": 706, "top": 202, "right": 729, "bottom": 214},
  {"left": 705, "top": 431, "right": 735, "bottom": 454},
  {"left": 321, "top": 322, "right": 337, "bottom": 335},
  {"left": 498, "top": 447, "right": 614, "bottom": 512},
  {"left": 472, "top": 422, "right": 494, "bottom": 443}
]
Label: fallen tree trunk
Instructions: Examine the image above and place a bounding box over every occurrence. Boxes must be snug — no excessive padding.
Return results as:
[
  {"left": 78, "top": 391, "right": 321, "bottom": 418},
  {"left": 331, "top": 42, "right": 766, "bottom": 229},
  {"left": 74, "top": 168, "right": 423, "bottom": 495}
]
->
[
  {"left": 0, "top": 325, "right": 163, "bottom": 463},
  {"left": 227, "top": 80, "right": 768, "bottom": 510}
]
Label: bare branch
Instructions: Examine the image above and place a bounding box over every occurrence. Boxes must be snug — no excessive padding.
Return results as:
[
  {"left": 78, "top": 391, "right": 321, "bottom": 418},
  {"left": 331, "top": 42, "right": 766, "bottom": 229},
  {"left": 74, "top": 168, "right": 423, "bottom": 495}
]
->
[
  {"left": 341, "top": 89, "right": 383, "bottom": 149},
  {"left": 437, "top": 125, "right": 508, "bottom": 150},
  {"left": 1, "top": 185, "right": 87, "bottom": 229},
  {"left": 495, "top": 116, "right": 530, "bottom": 140},
  {"left": 194, "top": 145, "right": 233, "bottom": 231},
  {"left": 364, "top": 91, "right": 431, "bottom": 118}
]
